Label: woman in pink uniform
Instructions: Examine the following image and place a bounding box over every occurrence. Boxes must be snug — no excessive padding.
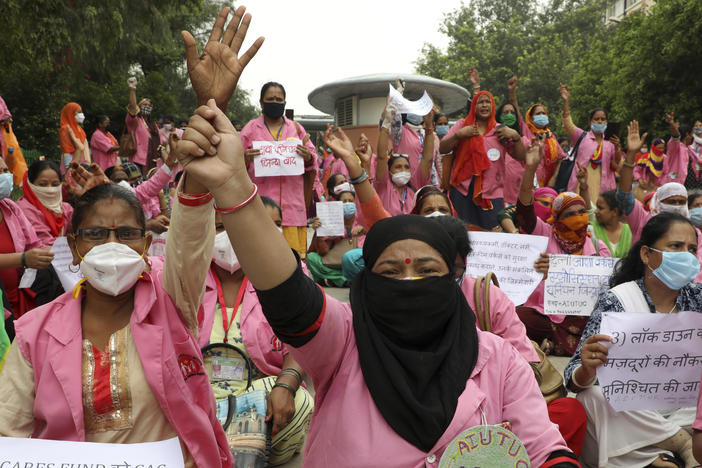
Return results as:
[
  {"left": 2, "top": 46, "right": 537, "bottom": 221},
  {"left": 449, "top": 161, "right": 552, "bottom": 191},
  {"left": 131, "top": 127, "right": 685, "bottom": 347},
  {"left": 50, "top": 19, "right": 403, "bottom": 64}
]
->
[
  {"left": 239, "top": 81, "right": 318, "bottom": 258},
  {"left": 174, "top": 100, "right": 581, "bottom": 468},
  {"left": 90, "top": 115, "right": 120, "bottom": 172},
  {"left": 125, "top": 78, "right": 161, "bottom": 177}
]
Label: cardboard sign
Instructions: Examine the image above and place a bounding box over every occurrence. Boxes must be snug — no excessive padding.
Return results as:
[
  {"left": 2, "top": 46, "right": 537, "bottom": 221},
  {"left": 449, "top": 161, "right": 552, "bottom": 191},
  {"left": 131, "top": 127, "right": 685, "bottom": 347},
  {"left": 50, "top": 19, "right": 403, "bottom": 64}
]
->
[
  {"left": 0, "top": 436, "right": 184, "bottom": 468},
  {"left": 253, "top": 140, "right": 304, "bottom": 177},
  {"left": 598, "top": 311, "right": 702, "bottom": 412},
  {"left": 465, "top": 232, "right": 548, "bottom": 306},
  {"left": 544, "top": 255, "right": 616, "bottom": 315},
  {"left": 439, "top": 425, "right": 531, "bottom": 468}
]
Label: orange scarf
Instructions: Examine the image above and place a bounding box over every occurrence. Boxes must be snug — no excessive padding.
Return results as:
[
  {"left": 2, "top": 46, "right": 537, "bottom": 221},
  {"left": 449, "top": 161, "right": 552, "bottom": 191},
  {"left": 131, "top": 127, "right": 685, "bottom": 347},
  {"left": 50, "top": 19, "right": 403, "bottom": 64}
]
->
[
  {"left": 58, "top": 102, "right": 86, "bottom": 153},
  {"left": 547, "top": 192, "right": 588, "bottom": 254},
  {"left": 450, "top": 91, "right": 496, "bottom": 210},
  {"left": 525, "top": 104, "right": 559, "bottom": 186}
]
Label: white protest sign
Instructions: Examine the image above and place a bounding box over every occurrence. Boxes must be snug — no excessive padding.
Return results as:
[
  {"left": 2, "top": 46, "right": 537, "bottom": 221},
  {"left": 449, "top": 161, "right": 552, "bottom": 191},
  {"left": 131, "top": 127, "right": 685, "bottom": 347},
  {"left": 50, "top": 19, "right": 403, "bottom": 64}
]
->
[
  {"left": 544, "top": 255, "right": 616, "bottom": 316},
  {"left": 50, "top": 236, "right": 84, "bottom": 292},
  {"left": 388, "top": 84, "right": 434, "bottom": 116},
  {"left": 0, "top": 436, "right": 184, "bottom": 468},
  {"left": 465, "top": 232, "right": 548, "bottom": 306},
  {"left": 19, "top": 268, "right": 37, "bottom": 289},
  {"left": 315, "top": 201, "right": 345, "bottom": 237},
  {"left": 598, "top": 311, "right": 702, "bottom": 412},
  {"left": 253, "top": 140, "right": 304, "bottom": 177}
]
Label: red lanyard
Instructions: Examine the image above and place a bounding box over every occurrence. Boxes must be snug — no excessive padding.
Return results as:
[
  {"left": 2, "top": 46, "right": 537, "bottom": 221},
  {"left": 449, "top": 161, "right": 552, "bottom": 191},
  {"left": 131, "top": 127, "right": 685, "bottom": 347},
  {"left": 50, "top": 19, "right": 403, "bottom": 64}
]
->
[{"left": 212, "top": 268, "right": 248, "bottom": 343}]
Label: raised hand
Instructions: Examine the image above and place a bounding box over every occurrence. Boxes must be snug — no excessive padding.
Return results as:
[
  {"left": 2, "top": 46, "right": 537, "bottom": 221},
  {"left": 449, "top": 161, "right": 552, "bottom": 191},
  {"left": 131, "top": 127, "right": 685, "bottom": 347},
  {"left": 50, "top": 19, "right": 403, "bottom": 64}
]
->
[
  {"left": 175, "top": 99, "right": 244, "bottom": 194},
  {"left": 182, "top": 6, "right": 265, "bottom": 111},
  {"left": 468, "top": 67, "right": 480, "bottom": 87},
  {"left": 322, "top": 124, "right": 357, "bottom": 161},
  {"left": 355, "top": 133, "right": 372, "bottom": 164},
  {"left": 69, "top": 162, "right": 110, "bottom": 191},
  {"left": 507, "top": 76, "right": 518, "bottom": 95},
  {"left": 626, "top": 120, "right": 648, "bottom": 154},
  {"left": 524, "top": 138, "right": 542, "bottom": 169},
  {"left": 559, "top": 83, "right": 570, "bottom": 102},
  {"left": 575, "top": 163, "right": 588, "bottom": 190},
  {"left": 127, "top": 77, "right": 137, "bottom": 90},
  {"left": 423, "top": 109, "right": 435, "bottom": 130}
]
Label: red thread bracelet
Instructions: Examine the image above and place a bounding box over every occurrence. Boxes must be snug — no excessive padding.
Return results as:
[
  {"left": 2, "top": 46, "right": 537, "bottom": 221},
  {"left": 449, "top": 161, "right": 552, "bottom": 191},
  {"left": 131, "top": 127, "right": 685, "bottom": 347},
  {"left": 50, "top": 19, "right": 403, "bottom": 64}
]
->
[
  {"left": 214, "top": 184, "right": 259, "bottom": 214},
  {"left": 178, "top": 192, "right": 213, "bottom": 207}
]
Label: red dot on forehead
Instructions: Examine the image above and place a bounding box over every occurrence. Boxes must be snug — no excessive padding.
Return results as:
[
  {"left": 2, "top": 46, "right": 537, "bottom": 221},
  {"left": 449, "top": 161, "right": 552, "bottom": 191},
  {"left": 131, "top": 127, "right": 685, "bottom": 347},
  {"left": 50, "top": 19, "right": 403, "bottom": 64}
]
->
[{"left": 405, "top": 258, "right": 411, "bottom": 264}]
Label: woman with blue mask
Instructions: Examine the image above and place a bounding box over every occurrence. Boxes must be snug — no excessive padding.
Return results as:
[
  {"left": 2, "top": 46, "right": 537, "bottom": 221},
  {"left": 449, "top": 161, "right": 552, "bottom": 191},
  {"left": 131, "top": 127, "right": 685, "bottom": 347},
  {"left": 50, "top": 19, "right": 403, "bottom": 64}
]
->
[
  {"left": 688, "top": 190, "right": 702, "bottom": 228},
  {"left": 559, "top": 84, "right": 621, "bottom": 201},
  {"left": 525, "top": 104, "right": 568, "bottom": 188},
  {"left": 564, "top": 212, "right": 701, "bottom": 468},
  {"left": 307, "top": 189, "right": 366, "bottom": 287}
]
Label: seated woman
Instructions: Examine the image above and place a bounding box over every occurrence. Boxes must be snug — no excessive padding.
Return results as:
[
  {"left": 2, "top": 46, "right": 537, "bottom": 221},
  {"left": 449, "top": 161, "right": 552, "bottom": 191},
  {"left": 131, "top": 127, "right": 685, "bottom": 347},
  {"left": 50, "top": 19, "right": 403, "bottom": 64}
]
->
[
  {"left": 193, "top": 209, "right": 313, "bottom": 465},
  {"left": 0, "top": 158, "right": 52, "bottom": 318},
  {"left": 499, "top": 187, "right": 558, "bottom": 234},
  {"left": 515, "top": 143, "right": 610, "bottom": 356},
  {"left": 178, "top": 103, "right": 580, "bottom": 466},
  {"left": 307, "top": 188, "right": 365, "bottom": 287},
  {"left": 0, "top": 180, "right": 231, "bottom": 467},
  {"left": 564, "top": 212, "right": 700, "bottom": 468},
  {"left": 588, "top": 190, "right": 632, "bottom": 258},
  {"left": 17, "top": 160, "right": 73, "bottom": 246}
]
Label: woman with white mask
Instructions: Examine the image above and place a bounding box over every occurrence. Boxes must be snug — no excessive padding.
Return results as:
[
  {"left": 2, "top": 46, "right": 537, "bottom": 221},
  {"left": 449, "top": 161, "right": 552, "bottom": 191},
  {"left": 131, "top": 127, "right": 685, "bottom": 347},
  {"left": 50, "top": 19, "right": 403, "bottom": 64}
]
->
[
  {"left": 17, "top": 160, "right": 73, "bottom": 246},
  {"left": 196, "top": 210, "right": 313, "bottom": 465},
  {"left": 0, "top": 158, "right": 54, "bottom": 319},
  {"left": 58, "top": 102, "right": 90, "bottom": 174}
]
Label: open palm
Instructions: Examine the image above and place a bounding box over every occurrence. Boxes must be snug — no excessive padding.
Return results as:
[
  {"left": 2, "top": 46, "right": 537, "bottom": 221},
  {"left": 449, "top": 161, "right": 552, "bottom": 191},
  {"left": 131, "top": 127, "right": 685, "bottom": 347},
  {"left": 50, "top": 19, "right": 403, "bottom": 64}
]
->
[{"left": 182, "top": 6, "right": 264, "bottom": 111}]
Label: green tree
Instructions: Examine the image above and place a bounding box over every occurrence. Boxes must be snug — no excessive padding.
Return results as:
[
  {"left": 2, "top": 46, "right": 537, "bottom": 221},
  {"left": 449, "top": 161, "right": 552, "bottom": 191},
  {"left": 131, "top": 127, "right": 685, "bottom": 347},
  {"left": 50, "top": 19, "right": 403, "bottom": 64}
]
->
[{"left": 0, "top": 0, "right": 259, "bottom": 159}]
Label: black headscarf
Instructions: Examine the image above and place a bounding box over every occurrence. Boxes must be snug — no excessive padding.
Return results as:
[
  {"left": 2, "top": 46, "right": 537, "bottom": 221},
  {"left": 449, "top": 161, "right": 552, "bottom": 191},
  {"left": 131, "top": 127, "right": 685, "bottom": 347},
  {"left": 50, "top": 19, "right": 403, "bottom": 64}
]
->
[{"left": 350, "top": 215, "right": 479, "bottom": 452}]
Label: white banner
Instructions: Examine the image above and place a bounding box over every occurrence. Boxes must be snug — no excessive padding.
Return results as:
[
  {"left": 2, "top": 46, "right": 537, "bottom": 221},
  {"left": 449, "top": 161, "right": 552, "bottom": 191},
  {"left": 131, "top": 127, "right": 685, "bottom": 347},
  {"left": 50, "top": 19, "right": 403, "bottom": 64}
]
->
[
  {"left": 544, "top": 255, "right": 616, "bottom": 315},
  {"left": 598, "top": 311, "right": 702, "bottom": 412},
  {"left": 0, "top": 436, "right": 184, "bottom": 468},
  {"left": 253, "top": 140, "right": 304, "bottom": 177},
  {"left": 465, "top": 232, "right": 548, "bottom": 306}
]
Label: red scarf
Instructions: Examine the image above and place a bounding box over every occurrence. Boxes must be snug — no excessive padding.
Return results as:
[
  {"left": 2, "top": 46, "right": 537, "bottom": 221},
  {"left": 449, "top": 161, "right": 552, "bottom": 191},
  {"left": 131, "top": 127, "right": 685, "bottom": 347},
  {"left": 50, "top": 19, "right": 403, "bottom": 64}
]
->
[
  {"left": 450, "top": 91, "right": 497, "bottom": 210},
  {"left": 21, "top": 172, "right": 65, "bottom": 237}
]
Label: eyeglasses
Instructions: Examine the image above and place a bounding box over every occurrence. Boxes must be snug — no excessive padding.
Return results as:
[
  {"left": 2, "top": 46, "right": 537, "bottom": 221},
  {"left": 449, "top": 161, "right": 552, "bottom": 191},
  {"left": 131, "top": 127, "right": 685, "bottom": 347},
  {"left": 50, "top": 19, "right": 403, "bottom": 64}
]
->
[{"left": 76, "top": 226, "right": 145, "bottom": 242}]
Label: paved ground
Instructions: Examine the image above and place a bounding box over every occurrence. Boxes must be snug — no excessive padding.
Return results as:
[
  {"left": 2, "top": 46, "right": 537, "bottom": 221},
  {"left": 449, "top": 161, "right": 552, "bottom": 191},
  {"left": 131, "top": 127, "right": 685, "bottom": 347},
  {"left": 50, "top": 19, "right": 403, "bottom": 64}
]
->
[{"left": 276, "top": 287, "right": 570, "bottom": 468}]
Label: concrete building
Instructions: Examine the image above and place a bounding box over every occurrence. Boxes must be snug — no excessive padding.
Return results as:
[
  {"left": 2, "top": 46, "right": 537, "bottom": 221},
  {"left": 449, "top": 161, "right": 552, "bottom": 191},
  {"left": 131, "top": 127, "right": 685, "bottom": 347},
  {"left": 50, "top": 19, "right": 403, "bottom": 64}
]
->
[
  {"left": 307, "top": 73, "right": 470, "bottom": 147},
  {"left": 606, "top": 0, "right": 653, "bottom": 24}
]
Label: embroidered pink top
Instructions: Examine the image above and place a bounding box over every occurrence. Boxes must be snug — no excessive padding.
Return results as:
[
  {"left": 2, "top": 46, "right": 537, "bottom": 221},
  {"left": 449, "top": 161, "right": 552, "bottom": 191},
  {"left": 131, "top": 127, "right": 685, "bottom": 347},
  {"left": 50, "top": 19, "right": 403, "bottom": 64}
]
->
[
  {"left": 444, "top": 119, "right": 514, "bottom": 200},
  {"left": 240, "top": 116, "right": 318, "bottom": 227},
  {"left": 89, "top": 130, "right": 119, "bottom": 172},
  {"left": 16, "top": 198, "right": 73, "bottom": 247},
  {"left": 289, "top": 295, "right": 569, "bottom": 467}
]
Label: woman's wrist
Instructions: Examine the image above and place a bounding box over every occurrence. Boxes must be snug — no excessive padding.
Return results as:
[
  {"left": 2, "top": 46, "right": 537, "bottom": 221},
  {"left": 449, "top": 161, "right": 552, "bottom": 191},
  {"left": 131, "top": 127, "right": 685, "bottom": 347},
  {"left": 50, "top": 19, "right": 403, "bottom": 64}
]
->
[
  {"left": 210, "top": 176, "right": 255, "bottom": 210},
  {"left": 572, "top": 364, "right": 596, "bottom": 389}
]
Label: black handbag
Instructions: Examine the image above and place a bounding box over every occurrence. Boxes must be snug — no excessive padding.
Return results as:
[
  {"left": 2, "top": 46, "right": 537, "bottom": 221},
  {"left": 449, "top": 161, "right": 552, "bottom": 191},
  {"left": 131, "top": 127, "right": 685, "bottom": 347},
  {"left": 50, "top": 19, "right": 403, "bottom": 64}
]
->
[{"left": 554, "top": 131, "right": 587, "bottom": 193}]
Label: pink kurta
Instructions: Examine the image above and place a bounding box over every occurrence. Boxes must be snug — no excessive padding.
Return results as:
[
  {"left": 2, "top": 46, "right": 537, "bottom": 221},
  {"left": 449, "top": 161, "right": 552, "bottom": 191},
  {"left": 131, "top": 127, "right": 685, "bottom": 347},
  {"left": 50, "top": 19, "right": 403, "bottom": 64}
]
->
[
  {"left": 373, "top": 165, "right": 429, "bottom": 216},
  {"left": 125, "top": 114, "right": 151, "bottom": 166},
  {"left": 665, "top": 138, "right": 692, "bottom": 184},
  {"left": 240, "top": 116, "right": 318, "bottom": 227},
  {"left": 502, "top": 134, "right": 532, "bottom": 205},
  {"left": 444, "top": 119, "right": 514, "bottom": 201},
  {"left": 16, "top": 198, "right": 73, "bottom": 247},
  {"left": 521, "top": 124, "right": 568, "bottom": 190},
  {"left": 133, "top": 165, "right": 172, "bottom": 219},
  {"left": 566, "top": 128, "right": 616, "bottom": 193},
  {"left": 522, "top": 217, "right": 611, "bottom": 322},
  {"left": 89, "top": 130, "right": 118, "bottom": 171},
  {"left": 290, "top": 295, "right": 570, "bottom": 467},
  {"left": 461, "top": 276, "right": 539, "bottom": 362},
  {"left": 0, "top": 199, "right": 43, "bottom": 251},
  {"left": 395, "top": 126, "right": 440, "bottom": 181}
]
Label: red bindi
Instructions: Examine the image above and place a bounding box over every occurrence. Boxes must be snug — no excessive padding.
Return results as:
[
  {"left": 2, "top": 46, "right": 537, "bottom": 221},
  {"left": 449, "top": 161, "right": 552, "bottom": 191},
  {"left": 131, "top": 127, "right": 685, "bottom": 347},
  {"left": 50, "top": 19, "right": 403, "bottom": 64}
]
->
[{"left": 404, "top": 258, "right": 411, "bottom": 264}]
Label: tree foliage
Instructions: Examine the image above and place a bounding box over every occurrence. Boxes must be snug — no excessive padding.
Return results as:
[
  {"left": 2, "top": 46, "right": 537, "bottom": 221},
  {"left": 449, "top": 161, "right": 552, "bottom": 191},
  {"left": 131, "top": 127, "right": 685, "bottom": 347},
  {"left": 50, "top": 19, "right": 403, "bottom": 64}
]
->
[
  {"left": 417, "top": 0, "right": 701, "bottom": 139},
  {"left": 0, "top": 0, "right": 258, "bottom": 157}
]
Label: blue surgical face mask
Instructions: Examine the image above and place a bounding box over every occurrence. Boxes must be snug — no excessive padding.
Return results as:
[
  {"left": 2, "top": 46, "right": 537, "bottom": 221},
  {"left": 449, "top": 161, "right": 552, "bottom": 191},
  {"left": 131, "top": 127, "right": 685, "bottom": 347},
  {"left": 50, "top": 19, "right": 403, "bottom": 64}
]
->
[
  {"left": 435, "top": 125, "right": 450, "bottom": 137},
  {"left": 343, "top": 202, "right": 357, "bottom": 219},
  {"left": 533, "top": 114, "right": 549, "bottom": 128},
  {"left": 0, "top": 172, "right": 12, "bottom": 199},
  {"left": 649, "top": 248, "right": 700, "bottom": 290},
  {"left": 406, "top": 113, "right": 423, "bottom": 126},
  {"left": 591, "top": 122, "right": 607, "bottom": 134},
  {"left": 690, "top": 207, "right": 702, "bottom": 227}
]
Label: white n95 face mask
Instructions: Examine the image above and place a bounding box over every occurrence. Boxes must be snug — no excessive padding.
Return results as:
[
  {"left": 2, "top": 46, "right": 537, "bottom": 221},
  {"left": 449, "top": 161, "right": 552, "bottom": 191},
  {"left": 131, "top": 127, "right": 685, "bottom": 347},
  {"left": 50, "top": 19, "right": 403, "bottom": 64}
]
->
[
  {"left": 79, "top": 242, "right": 146, "bottom": 296},
  {"left": 391, "top": 171, "right": 411, "bottom": 186},
  {"left": 212, "top": 231, "right": 240, "bottom": 273}
]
